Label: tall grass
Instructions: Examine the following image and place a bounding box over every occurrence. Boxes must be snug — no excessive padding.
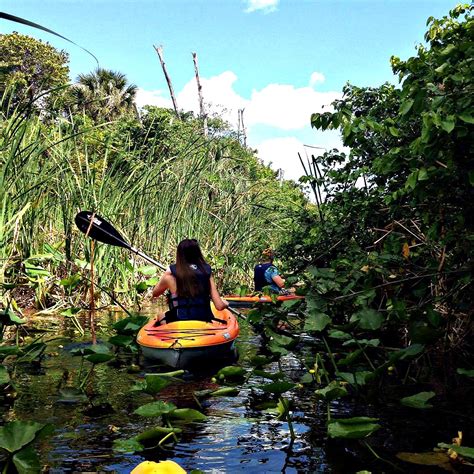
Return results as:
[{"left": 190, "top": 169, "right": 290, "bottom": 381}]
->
[{"left": 1, "top": 93, "right": 304, "bottom": 308}]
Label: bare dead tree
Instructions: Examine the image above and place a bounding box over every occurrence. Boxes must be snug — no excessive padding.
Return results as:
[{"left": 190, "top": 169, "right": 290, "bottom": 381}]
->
[
  {"left": 153, "top": 45, "right": 180, "bottom": 118},
  {"left": 192, "top": 52, "right": 208, "bottom": 137},
  {"left": 238, "top": 108, "right": 247, "bottom": 147}
]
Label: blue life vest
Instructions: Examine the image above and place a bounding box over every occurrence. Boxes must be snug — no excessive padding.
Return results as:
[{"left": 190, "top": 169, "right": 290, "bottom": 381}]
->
[
  {"left": 168, "top": 263, "right": 213, "bottom": 321},
  {"left": 254, "top": 262, "right": 274, "bottom": 291}
]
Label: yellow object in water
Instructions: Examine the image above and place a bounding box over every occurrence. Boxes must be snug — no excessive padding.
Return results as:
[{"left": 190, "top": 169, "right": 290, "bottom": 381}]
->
[{"left": 130, "top": 460, "right": 186, "bottom": 474}]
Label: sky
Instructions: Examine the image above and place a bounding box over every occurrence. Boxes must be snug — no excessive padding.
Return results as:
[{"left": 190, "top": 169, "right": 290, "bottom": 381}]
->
[{"left": 1, "top": 0, "right": 460, "bottom": 181}]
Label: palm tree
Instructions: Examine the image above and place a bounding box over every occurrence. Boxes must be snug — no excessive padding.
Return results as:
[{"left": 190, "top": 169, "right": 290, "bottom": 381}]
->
[{"left": 71, "top": 68, "right": 138, "bottom": 122}]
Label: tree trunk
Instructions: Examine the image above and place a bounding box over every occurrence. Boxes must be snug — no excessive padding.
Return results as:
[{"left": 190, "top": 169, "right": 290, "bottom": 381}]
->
[
  {"left": 192, "top": 52, "right": 208, "bottom": 137},
  {"left": 153, "top": 45, "right": 180, "bottom": 118}
]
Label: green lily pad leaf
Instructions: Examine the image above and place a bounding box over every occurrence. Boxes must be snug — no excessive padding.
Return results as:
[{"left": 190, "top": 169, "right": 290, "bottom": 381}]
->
[
  {"left": 342, "top": 338, "right": 380, "bottom": 348},
  {"left": 113, "top": 316, "right": 149, "bottom": 335},
  {"left": 350, "top": 308, "right": 383, "bottom": 331},
  {"left": 249, "top": 355, "right": 273, "bottom": 367},
  {"left": 135, "top": 281, "right": 149, "bottom": 293},
  {"left": 328, "top": 330, "right": 351, "bottom": 340},
  {"left": 113, "top": 437, "right": 145, "bottom": 453},
  {"left": 267, "top": 341, "right": 289, "bottom": 356},
  {"left": 401, "top": 391, "right": 435, "bottom": 409},
  {"left": 0, "top": 366, "right": 10, "bottom": 385},
  {"left": 60, "top": 307, "right": 82, "bottom": 317},
  {"left": 134, "top": 400, "right": 177, "bottom": 417},
  {"left": 0, "top": 421, "right": 51, "bottom": 453},
  {"left": 315, "top": 381, "right": 348, "bottom": 401},
  {"left": 337, "top": 349, "right": 363, "bottom": 366},
  {"left": 276, "top": 397, "right": 290, "bottom": 420},
  {"left": 437, "top": 443, "right": 474, "bottom": 461},
  {"left": 136, "top": 426, "right": 182, "bottom": 442},
  {"left": 85, "top": 353, "right": 114, "bottom": 364},
  {"left": 265, "top": 329, "right": 296, "bottom": 348},
  {"left": 390, "top": 344, "right": 425, "bottom": 361},
  {"left": 168, "top": 408, "right": 207, "bottom": 422},
  {"left": 304, "top": 312, "right": 331, "bottom": 332},
  {"left": 328, "top": 417, "right": 380, "bottom": 439},
  {"left": 142, "top": 374, "right": 171, "bottom": 394},
  {"left": 108, "top": 335, "right": 134, "bottom": 348},
  {"left": 59, "top": 274, "right": 81, "bottom": 289},
  {"left": 337, "top": 371, "right": 373, "bottom": 386},
  {"left": 12, "top": 445, "right": 41, "bottom": 474},
  {"left": 216, "top": 366, "right": 246, "bottom": 381},
  {"left": 24, "top": 263, "right": 50, "bottom": 277},
  {"left": 258, "top": 381, "right": 296, "bottom": 395},
  {"left": 253, "top": 370, "right": 285, "bottom": 381},
  {"left": 396, "top": 451, "right": 453, "bottom": 469},
  {"left": 210, "top": 387, "right": 240, "bottom": 397},
  {"left": 456, "top": 368, "right": 474, "bottom": 378},
  {"left": 138, "top": 265, "right": 157, "bottom": 276}
]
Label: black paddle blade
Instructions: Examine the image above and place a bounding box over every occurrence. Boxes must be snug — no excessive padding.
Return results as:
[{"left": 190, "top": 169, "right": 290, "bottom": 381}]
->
[{"left": 74, "top": 211, "right": 130, "bottom": 249}]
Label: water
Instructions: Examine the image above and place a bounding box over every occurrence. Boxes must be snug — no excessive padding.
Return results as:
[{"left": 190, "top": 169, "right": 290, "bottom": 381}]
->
[{"left": 1, "top": 308, "right": 472, "bottom": 473}]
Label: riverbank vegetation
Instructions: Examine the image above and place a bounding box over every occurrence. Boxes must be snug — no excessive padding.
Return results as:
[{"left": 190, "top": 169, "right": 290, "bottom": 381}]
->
[{"left": 1, "top": 4, "right": 473, "bottom": 473}]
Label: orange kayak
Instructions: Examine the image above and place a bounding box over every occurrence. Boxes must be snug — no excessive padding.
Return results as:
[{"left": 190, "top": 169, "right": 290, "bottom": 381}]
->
[
  {"left": 224, "top": 294, "right": 305, "bottom": 307},
  {"left": 137, "top": 304, "right": 239, "bottom": 368}
]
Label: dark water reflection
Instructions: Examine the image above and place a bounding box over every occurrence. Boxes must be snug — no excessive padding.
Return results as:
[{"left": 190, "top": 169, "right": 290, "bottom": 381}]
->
[{"left": 1, "top": 307, "right": 472, "bottom": 473}]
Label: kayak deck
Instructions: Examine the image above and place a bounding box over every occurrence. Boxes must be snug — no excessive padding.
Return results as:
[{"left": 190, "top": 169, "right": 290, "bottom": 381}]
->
[
  {"left": 224, "top": 294, "right": 304, "bottom": 307},
  {"left": 137, "top": 304, "right": 239, "bottom": 368}
]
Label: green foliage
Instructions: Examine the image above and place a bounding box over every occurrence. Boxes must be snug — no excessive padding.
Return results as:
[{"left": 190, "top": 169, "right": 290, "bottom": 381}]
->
[
  {"left": 0, "top": 32, "right": 69, "bottom": 110},
  {"left": 277, "top": 5, "right": 473, "bottom": 392}
]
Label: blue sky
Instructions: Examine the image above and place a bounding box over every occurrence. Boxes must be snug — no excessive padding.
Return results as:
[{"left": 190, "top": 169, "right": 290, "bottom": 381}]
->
[{"left": 1, "top": 0, "right": 459, "bottom": 180}]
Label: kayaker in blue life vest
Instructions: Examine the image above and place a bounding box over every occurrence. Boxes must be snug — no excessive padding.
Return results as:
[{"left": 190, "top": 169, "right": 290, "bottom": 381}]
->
[
  {"left": 254, "top": 248, "right": 290, "bottom": 294},
  {"left": 152, "top": 238, "right": 229, "bottom": 322}
]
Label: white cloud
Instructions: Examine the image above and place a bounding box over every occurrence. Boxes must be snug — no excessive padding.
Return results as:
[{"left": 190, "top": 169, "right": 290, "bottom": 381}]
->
[
  {"left": 309, "top": 71, "right": 325, "bottom": 87},
  {"left": 135, "top": 88, "right": 171, "bottom": 109},
  {"left": 246, "top": 84, "right": 340, "bottom": 130},
  {"left": 244, "top": 0, "right": 279, "bottom": 14},
  {"left": 136, "top": 71, "right": 344, "bottom": 182}
]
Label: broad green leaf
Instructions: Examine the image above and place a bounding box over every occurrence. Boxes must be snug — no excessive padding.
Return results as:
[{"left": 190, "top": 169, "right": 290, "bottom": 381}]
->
[
  {"left": 113, "top": 437, "right": 144, "bottom": 453},
  {"left": 210, "top": 387, "right": 240, "bottom": 397},
  {"left": 400, "top": 99, "right": 414, "bottom": 115},
  {"left": 85, "top": 353, "right": 114, "bottom": 364},
  {"left": 138, "top": 265, "right": 157, "bottom": 276},
  {"left": 437, "top": 443, "right": 474, "bottom": 461},
  {"left": 258, "top": 381, "right": 296, "bottom": 395},
  {"left": 418, "top": 167, "right": 428, "bottom": 181},
  {"left": 338, "top": 371, "right": 373, "bottom": 386},
  {"left": 0, "top": 309, "right": 27, "bottom": 325},
  {"left": 0, "top": 421, "right": 47, "bottom": 453},
  {"left": 469, "top": 171, "right": 474, "bottom": 186},
  {"left": 108, "top": 335, "right": 134, "bottom": 348},
  {"left": 328, "top": 330, "right": 351, "bottom": 340},
  {"left": 457, "top": 368, "right": 474, "bottom": 378},
  {"left": 389, "top": 126, "right": 399, "bottom": 137},
  {"left": 328, "top": 417, "right": 380, "bottom": 439},
  {"left": 315, "top": 381, "right": 348, "bottom": 401},
  {"left": 459, "top": 114, "right": 474, "bottom": 124},
  {"left": 405, "top": 170, "right": 418, "bottom": 190},
  {"left": 350, "top": 308, "right": 383, "bottom": 330},
  {"left": 253, "top": 370, "right": 285, "bottom": 381},
  {"left": 143, "top": 374, "right": 171, "bottom": 394},
  {"left": 136, "top": 426, "right": 182, "bottom": 442},
  {"left": 60, "top": 307, "right": 82, "bottom": 317},
  {"left": 12, "top": 445, "right": 41, "bottom": 474},
  {"left": 440, "top": 117, "right": 455, "bottom": 133},
  {"left": 249, "top": 355, "right": 273, "bottom": 367},
  {"left": 265, "top": 329, "right": 296, "bottom": 348},
  {"left": 400, "top": 391, "right": 435, "bottom": 409},
  {"left": 390, "top": 344, "right": 425, "bottom": 361},
  {"left": 168, "top": 408, "right": 207, "bottom": 422},
  {"left": 216, "top": 366, "right": 246, "bottom": 380},
  {"left": 134, "top": 401, "right": 177, "bottom": 417},
  {"left": 304, "top": 312, "right": 331, "bottom": 332}
]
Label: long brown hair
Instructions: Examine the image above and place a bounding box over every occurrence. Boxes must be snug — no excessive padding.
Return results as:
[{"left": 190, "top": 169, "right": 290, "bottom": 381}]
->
[{"left": 175, "top": 239, "right": 209, "bottom": 298}]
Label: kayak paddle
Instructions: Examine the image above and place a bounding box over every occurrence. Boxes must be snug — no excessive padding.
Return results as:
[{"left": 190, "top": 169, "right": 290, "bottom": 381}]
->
[{"left": 74, "top": 211, "right": 166, "bottom": 270}]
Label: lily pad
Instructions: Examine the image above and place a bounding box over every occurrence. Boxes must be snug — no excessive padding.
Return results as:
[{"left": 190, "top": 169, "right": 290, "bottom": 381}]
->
[
  {"left": 0, "top": 421, "right": 52, "bottom": 453},
  {"left": 396, "top": 451, "right": 454, "bottom": 471},
  {"left": 315, "top": 381, "right": 348, "bottom": 401},
  {"left": 328, "top": 417, "right": 380, "bottom": 439},
  {"left": 113, "top": 437, "right": 145, "bottom": 453},
  {"left": 457, "top": 368, "right": 474, "bottom": 378},
  {"left": 438, "top": 443, "right": 474, "bottom": 461},
  {"left": 258, "top": 381, "right": 296, "bottom": 395},
  {"left": 400, "top": 391, "right": 435, "bottom": 409},
  {"left": 168, "top": 408, "right": 207, "bottom": 422},
  {"left": 136, "top": 426, "right": 182, "bottom": 442},
  {"left": 350, "top": 308, "right": 383, "bottom": 331},
  {"left": 134, "top": 400, "right": 177, "bottom": 417},
  {"left": 216, "top": 366, "right": 246, "bottom": 381},
  {"left": 12, "top": 445, "right": 41, "bottom": 473}
]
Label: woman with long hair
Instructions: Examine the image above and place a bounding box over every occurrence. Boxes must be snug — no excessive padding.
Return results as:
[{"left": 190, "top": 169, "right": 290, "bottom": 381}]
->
[{"left": 152, "top": 239, "right": 228, "bottom": 322}]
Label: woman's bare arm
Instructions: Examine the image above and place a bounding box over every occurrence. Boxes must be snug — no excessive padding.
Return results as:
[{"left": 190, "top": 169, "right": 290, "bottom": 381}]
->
[
  {"left": 152, "top": 271, "right": 174, "bottom": 298},
  {"left": 209, "top": 276, "right": 228, "bottom": 310},
  {"left": 272, "top": 274, "right": 286, "bottom": 288}
]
